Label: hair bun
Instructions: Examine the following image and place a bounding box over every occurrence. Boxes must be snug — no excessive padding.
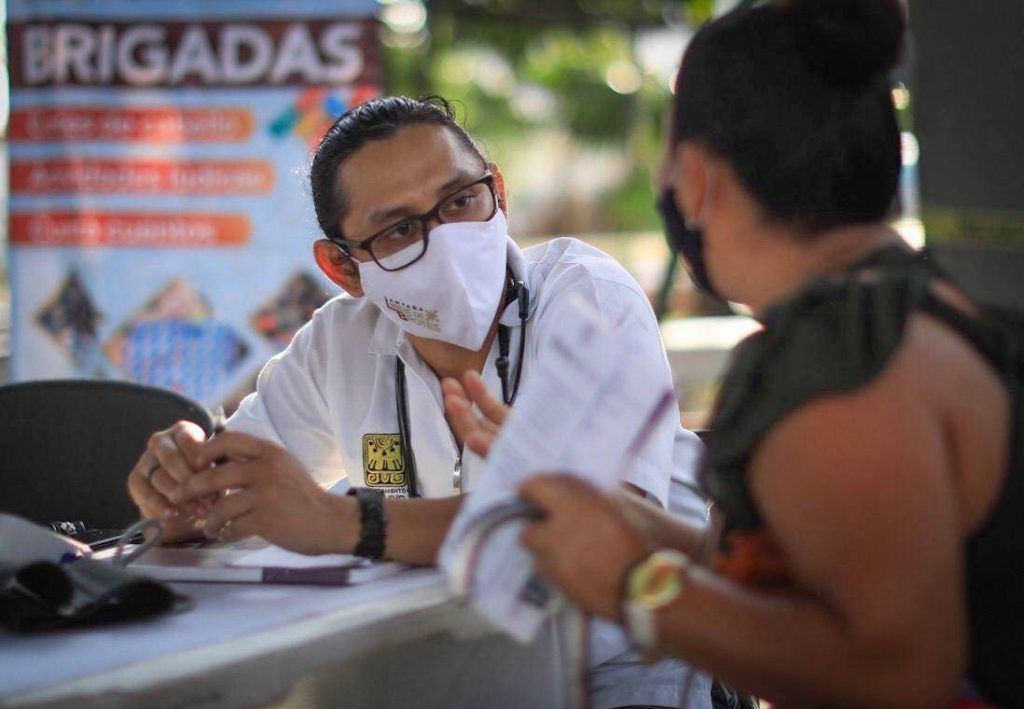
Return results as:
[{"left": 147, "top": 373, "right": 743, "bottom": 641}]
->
[{"left": 785, "top": 0, "right": 906, "bottom": 86}]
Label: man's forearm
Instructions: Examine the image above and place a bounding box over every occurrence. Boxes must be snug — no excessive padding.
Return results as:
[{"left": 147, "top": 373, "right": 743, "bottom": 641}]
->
[
  {"left": 382, "top": 495, "right": 465, "bottom": 565},
  {"left": 616, "top": 491, "right": 710, "bottom": 559}
]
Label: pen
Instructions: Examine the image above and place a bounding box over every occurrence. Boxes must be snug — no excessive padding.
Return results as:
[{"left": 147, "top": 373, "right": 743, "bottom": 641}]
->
[
  {"left": 211, "top": 405, "right": 227, "bottom": 436},
  {"left": 211, "top": 405, "right": 228, "bottom": 465},
  {"left": 191, "top": 407, "right": 228, "bottom": 521}
]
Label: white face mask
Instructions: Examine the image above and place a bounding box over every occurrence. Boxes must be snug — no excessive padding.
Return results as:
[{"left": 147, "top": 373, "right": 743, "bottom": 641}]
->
[{"left": 358, "top": 210, "right": 509, "bottom": 351}]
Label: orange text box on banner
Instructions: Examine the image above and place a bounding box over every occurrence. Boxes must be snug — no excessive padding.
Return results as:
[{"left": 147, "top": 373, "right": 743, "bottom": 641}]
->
[
  {"left": 10, "top": 159, "right": 275, "bottom": 195},
  {"left": 8, "top": 107, "right": 254, "bottom": 143},
  {"left": 10, "top": 212, "right": 252, "bottom": 247}
]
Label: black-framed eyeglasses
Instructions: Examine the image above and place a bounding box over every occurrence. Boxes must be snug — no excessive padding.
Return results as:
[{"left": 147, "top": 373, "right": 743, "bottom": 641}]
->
[{"left": 332, "top": 173, "right": 497, "bottom": 272}]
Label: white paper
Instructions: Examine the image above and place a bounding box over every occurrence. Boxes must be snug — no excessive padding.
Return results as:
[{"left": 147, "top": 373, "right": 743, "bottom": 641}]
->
[
  {"left": 440, "top": 295, "right": 677, "bottom": 642},
  {"left": 230, "top": 545, "right": 366, "bottom": 569},
  {"left": 0, "top": 513, "right": 91, "bottom": 566}
]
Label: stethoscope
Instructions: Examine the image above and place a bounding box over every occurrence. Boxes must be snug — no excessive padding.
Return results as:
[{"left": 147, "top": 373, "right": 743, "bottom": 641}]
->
[{"left": 395, "top": 272, "right": 530, "bottom": 498}]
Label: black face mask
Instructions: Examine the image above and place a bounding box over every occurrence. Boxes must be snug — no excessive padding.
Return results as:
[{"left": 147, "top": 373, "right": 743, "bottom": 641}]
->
[{"left": 656, "top": 187, "right": 720, "bottom": 299}]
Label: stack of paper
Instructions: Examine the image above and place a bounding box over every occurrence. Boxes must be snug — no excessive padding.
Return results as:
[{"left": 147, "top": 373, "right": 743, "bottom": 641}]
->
[
  {"left": 439, "top": 295, "right": 676, "bottom": 642},
  {"left": 121, "top": 543, "right": 404, "bottom": 586}
]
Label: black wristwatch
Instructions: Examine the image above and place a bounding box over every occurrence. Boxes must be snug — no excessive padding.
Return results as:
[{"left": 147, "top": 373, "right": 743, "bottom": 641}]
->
[{"left": 346, "top": 488, "right": 388, "bottom": 560}]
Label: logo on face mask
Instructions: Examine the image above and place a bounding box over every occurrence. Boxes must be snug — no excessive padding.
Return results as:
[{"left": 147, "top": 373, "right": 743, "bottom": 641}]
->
[
  {"left": 358, "top": 211, "right": 509, "bottom": 350},
  {"left": 362, "top": 433, "right": 407, "bottom": 487},
  {"left": 384, "top": 298, "right": 440, "bottom": 333}
]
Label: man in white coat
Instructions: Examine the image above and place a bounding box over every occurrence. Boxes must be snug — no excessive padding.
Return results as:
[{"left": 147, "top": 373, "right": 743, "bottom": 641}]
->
[{"left": 127, "top": 96, "right": 710, "bottom": 709}]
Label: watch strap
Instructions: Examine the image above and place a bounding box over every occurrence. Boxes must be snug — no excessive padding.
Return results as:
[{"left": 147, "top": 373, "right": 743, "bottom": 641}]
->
[
  {"left": 346, "top": 488, "right": 387, "bottom": 559},
  {"left": 625, "top": 597, "right": 660, "bottom": 652},
  {"left": 623, "top": 549, "right": 692, "bottom": 651}
]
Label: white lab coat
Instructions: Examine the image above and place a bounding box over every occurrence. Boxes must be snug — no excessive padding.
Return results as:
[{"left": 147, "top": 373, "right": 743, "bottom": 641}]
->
[{"left": 228, "top": 236, "right": 711, "bottom": 709}]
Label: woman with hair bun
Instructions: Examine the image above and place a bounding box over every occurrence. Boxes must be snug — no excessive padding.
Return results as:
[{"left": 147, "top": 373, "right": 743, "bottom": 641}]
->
[{"left": 447, "top": 0, "right": 1023, "bottom": 705}]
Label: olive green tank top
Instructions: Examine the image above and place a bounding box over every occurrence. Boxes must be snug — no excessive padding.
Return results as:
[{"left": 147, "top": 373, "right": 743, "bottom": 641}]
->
[{"left": 700, "top": 245, "right": 1024, "bottom": 704}]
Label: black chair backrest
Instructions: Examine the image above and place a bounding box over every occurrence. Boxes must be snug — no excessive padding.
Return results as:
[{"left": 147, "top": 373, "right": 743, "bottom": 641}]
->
[{"left": 0, "top": 379, "right": 213, "bottom": 528}]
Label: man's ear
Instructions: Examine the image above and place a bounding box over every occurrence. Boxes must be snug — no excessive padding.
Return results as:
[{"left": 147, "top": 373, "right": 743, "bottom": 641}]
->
[
  {"left": 489, "top": 161, "right": 509, "bottom": 216},
  {"left": 313, "top": 240, "right": 364, "bottom": 297}
]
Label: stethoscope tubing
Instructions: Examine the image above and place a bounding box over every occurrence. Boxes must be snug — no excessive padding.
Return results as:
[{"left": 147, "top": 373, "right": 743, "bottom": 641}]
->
[{"left": 395, "top": 277, "right": 529, "bottom": 499}]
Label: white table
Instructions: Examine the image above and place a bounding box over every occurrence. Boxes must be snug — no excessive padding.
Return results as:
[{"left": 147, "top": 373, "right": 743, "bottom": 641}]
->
[{"left": 0, "top": 568, "right": 566, "bottom": 708}]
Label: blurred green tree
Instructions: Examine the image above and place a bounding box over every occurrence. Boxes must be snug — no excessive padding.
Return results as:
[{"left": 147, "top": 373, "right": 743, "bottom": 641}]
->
[
  {"left": 379, "top": 0, "right": 757, "bottom": 319},
  {"left": 381, "top": 0, "right": 717, "bottom": 234}
]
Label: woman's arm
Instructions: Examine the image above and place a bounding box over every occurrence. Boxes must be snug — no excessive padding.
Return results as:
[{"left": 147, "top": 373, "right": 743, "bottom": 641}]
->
[
  {"left": 704, "top": 368, "right": 965, "bottom": 706},
  {"left": 522, "top": 360, "right": 967, "bottom": 708}
]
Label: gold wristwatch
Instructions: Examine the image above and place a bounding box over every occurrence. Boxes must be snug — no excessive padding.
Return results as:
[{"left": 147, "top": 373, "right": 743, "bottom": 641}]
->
[{"left": 623, "top": 549, "right": 692, "bottom": 652}]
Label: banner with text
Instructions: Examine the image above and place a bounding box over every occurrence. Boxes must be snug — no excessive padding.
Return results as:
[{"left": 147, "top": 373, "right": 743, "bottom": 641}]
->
[{"left": 6, "top": 0, "right": 380, "bottom": 407}]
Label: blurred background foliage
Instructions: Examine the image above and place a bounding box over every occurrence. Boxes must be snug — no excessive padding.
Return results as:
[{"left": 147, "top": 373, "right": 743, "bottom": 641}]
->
[
  {"left": 379, "top": 0, "right": 720, "bottom": 237},
  {"left": 373, "top": 0, "right": 926, "bottom": 325}
]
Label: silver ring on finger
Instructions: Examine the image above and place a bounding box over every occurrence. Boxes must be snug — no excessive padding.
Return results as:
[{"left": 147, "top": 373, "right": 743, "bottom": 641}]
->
[{"left": 144, "top": 461, "right": 161, "bottom": 483}]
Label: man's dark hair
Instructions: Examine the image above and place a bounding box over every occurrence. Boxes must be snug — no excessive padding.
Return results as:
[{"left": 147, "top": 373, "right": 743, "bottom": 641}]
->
[
  {"left": 673, "top": 0, "right": 906, "bottom": 233},
  {"left": 311, "top": 96, "right": 485, "bottom": 242}
]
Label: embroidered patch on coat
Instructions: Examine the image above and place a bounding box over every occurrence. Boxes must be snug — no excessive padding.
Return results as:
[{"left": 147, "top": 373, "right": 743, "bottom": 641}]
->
[{"left": 362, "top": 433, "right": 407, "bottom": 487}]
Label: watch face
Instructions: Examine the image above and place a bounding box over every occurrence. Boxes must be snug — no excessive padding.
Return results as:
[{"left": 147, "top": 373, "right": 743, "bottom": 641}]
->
[{"left": 630, "top": 550, "right": 690, "bottom": 609}]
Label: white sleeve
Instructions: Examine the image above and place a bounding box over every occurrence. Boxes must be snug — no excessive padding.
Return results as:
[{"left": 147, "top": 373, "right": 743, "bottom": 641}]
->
[
  {"left": 531, "top": 273, "right": 704, "bottom": 515},
  {"left": 668, "top": 427, "right": 709, "bottom": 527},
  {"left": 227, "top": 313, "right": 345, "bottom": 487}
]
